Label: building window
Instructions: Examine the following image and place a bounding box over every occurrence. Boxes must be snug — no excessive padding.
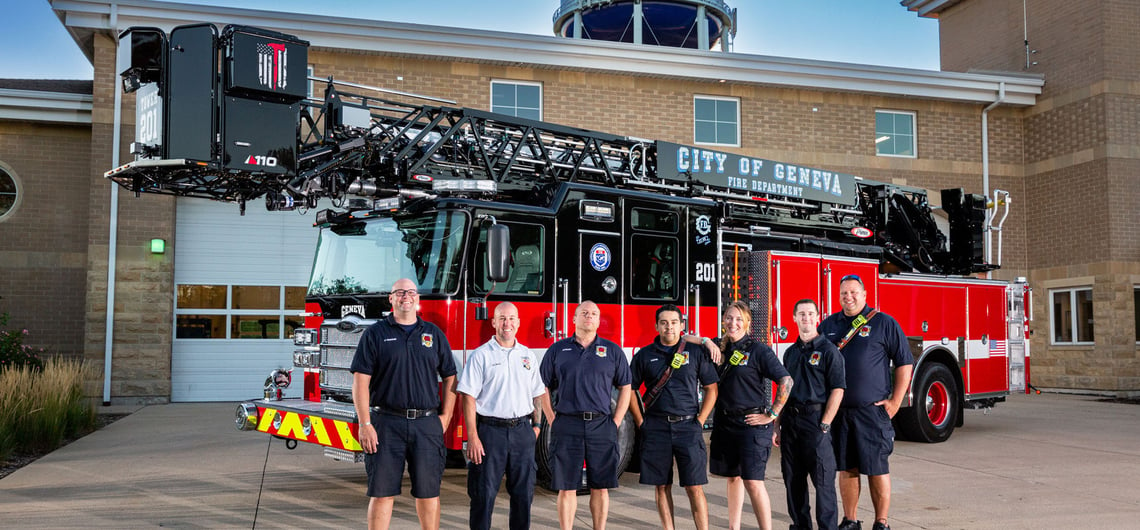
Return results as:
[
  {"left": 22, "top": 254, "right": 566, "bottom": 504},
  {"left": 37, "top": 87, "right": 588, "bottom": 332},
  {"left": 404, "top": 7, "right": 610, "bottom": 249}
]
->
[
  {"left": 0, "top": 163, "right": 21, "bottom": 221},
  {"left": 1050, "top": 287, "right": 1094, "bottom": 345},
  {"left": 491, "top": 80, "right": 542, "bottom": 120},
  {"left": 1135, "top": 286, "right": 1140, "bottom": 343},
  {"left": 875, "top": 110, "right": 916, "bottom": 157},
  {"left": 175, "top": 284, "right": 305, "bottom": 339},
  {"left": 307, "top": 65, "right": 314, "bottom": 99},
  {"left": 694, "top": 95, "right": 739, "bottom": 146}
]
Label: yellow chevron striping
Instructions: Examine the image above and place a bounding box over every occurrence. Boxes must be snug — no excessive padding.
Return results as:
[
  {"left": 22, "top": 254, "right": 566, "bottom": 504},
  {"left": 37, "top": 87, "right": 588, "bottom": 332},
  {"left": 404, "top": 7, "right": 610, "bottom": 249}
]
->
[
  {"left": 257, "top": 407, "right": 278, "bottom": 433},
  {"left": 275, "top": 411, "right": 308, "bottom": 441},
  {"left": 334, "top": 420, "right": 362, "bottom": 451},
  {"left": 310, "top": 416, "right": 333, "bottom": 446}
]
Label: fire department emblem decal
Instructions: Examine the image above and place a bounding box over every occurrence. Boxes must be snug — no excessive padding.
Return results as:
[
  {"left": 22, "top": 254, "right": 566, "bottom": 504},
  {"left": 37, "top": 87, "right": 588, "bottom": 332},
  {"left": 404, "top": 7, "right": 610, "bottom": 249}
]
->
[
  {"left": 858, "top": 325, "right": 871, "bottom": 338},
  {"left": 421, "top": 333, "right": 433, "bottom": 348},
  {"left": 256, "top": 41, "right": 289, "bottom": 91},
  {"left": 522, "top": 357, "right": 532, "bottom": 370},
  {"left": 589, "top": 243, "right": 611, "bottom": 272},
  {"left": 596, "top": 345, "right": 607, "bottom": 358},
  {"left": 809, "top": 351, "right": 821, "bottom": 365}
]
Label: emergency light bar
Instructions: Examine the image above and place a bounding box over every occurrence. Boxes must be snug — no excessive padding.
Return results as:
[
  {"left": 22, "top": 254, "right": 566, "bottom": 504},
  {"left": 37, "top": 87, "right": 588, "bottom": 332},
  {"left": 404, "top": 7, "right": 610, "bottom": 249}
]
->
[{"left": 431, "top": 179, "right": 496, "bottom": 193}]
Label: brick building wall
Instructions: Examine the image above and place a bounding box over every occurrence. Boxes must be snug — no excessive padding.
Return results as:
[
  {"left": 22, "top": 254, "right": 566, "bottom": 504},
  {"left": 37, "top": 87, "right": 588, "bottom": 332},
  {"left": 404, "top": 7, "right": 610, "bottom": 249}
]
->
[
  {"left": 938, "top": 0, "right": 1140, "bottom": 393},
  {"left": 0, "top": 120, "right": 91, "bottom": 358},
  {"left": 83, "top": 32, "right": 176, "bottom": 403}
]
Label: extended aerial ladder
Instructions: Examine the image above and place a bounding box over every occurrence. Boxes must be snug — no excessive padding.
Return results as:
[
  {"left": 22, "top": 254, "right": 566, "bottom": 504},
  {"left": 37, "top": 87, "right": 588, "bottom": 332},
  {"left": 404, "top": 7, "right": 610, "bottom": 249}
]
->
[{"left": 106, "top": 23, "right": 997, "bottom": 277}]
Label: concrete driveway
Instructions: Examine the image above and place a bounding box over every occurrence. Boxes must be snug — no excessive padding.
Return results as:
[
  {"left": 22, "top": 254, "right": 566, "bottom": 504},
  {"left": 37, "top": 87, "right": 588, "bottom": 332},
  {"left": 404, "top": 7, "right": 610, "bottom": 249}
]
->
[{"left": 2, "top": 393, "right": 1139, "bottom": 529}]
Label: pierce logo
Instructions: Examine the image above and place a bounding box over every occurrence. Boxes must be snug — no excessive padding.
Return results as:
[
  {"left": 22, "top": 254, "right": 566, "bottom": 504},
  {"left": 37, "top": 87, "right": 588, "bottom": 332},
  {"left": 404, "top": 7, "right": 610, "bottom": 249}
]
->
[
  {"left": 245, "top": 155, "right": 278, "bottom": 167},
  {"left": 850, "top": 226, "right": 873, "bottom": 239},
  {"left": 257, "top": 42, "right": 288, "bottom": 91}
]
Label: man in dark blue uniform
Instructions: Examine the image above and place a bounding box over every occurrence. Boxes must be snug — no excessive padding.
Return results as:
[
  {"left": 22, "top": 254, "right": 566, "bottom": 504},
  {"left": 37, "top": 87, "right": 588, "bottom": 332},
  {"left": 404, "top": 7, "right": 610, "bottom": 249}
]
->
[
  {"left": 819, "top": 275, "right": 913, "bottom": 530},
  {"left": 351, "top": 278, "right": 458, "bottom": 530},
  {"left": 540, "top": 300, "right": 632, "bottom": 530},
  {"left": 628, "top": 304, "right": 719, "bottom": 530},
  {"left": 778, "top": 298, "right": 846, "bottom": 530}
]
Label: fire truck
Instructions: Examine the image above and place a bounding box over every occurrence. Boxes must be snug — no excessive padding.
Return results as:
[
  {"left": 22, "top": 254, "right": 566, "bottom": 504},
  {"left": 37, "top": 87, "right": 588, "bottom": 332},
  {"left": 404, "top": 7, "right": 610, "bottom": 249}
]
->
[{"left": 106, "top": 24, "right": 1030, "bottom": 483}]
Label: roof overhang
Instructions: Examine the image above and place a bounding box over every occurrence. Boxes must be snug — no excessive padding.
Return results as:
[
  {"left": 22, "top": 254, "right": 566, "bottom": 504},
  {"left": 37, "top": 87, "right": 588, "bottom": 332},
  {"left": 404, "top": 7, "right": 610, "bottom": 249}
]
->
[
  {"left": 0, "top": 88, "right": 93, "bottom": 124},
  {"left": 900, "top": 0, "right": 967, "bottom": 18},
  {"left": 52, "top": 0, "right": 1042, "bottom": 106}
]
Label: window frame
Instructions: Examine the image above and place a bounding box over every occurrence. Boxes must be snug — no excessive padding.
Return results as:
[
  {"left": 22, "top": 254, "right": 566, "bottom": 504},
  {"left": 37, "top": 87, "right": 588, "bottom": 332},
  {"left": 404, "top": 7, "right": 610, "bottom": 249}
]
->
[
  {"left": 174, "top": 284, "right": 305, "bottom": 340},
  {"left": 471, "top": 220, "right": 547, "bottom": 297},
  {"left": 490, "top": 79, "right": 543, "bottom": 120},
  {"left": 874, "top": 109, "right": 917, "bottom": 158},
  {"left": 1134, "top": 285, "right": 1140, "bottom": 344},
  {"left": 693, "top": 95, "right": 741, "bottom": 147},
  {"left": 1049, "top": 286, "right": 1095, "bottom": 346},
  {"left": 629, "top": 234, "right": 680, "bottom": 301},
  {"left": 0, "top": 161, "right": 22, "bottom": 222}
]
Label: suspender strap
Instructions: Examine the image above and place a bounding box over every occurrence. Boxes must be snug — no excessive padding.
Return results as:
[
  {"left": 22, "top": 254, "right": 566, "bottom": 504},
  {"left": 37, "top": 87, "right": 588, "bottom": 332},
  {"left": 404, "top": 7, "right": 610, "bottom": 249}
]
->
[
  {"left": 837, "top": 308, "right": 879, "bottom": 350},
  {"left": 642, "top": 340, "right": 687, "bottom": 410}
]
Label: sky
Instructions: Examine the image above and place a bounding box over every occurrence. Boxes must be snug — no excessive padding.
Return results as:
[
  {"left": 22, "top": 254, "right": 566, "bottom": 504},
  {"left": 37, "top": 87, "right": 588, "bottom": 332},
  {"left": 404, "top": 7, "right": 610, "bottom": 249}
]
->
[{"left": 0, "top": 0, "right": 940, "bottom": 80}]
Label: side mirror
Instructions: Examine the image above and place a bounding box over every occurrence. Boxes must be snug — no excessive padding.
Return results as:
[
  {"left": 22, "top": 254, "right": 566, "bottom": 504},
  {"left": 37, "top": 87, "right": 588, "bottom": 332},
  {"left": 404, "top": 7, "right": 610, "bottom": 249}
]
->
[{"left": 487, "top": 224, "right": 511, "bottom": 283}]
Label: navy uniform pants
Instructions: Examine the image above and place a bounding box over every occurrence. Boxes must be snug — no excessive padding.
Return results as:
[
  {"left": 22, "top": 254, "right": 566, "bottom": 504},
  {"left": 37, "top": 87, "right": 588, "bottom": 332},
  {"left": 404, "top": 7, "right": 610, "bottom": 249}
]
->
[
  {"left": 467, "top": 418, "right": 536, "bottom": 530},
  {"left": 779, "top": 404, "right": 838, "bottom": 530}
]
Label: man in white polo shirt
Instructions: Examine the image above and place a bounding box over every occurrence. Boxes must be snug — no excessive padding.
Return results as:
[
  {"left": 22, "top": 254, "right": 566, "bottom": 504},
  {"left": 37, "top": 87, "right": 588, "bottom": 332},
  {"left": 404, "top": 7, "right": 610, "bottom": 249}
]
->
[{"left": 458, "top": 302, "right": 553, "bottom": 530}]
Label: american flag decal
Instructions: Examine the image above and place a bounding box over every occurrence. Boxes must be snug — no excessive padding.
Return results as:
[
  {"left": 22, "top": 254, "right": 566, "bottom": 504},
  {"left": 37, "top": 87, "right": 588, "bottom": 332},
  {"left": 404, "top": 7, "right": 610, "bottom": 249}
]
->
[
  {"left": 257, "top": 42, "right": 288, "bottom": 90},
  {"left": 989, "top": 339, "right": 1006, "bottom": 356}
]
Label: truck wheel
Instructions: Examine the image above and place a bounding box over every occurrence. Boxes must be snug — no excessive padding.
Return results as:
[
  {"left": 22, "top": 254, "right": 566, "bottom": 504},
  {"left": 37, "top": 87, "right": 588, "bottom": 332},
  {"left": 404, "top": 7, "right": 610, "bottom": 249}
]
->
[
  {"left": 536, "top": 397, "right": 636, "bottom": 494},
  {"left": 896, "top": 363, "right": 959, "bottom": 443}
]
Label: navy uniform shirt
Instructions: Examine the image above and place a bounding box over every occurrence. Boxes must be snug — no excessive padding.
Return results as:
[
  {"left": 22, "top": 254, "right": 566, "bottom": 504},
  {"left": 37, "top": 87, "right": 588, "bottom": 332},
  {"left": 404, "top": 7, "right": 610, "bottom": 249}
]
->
[
  {"left": 630, "top": 339, "right": 719, "bottom": 417},
  {"left": 715, "top": 337, "right": 790, "bottom": 413},
  {"left": 540, "top": 335, "right": 631, "bottom": 415},
  {"left": 783, "top": 334, "right": 846, "bottom": 406},
  {"left": 349, "top": 315, "right": 458, "bottom": 410},
  {"left": 819, "top": 306, "right": 913, "bottom": 407}
]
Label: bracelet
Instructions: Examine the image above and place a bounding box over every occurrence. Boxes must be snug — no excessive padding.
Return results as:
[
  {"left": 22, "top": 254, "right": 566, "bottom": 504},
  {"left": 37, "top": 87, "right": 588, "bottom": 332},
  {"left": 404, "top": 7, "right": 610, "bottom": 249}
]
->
[
  {"left": 701, "top": 337, "right": 708, "bottom": 345},
  {"left": 362, "top": 422, "right": 373, "bottom": 427},
  {"left": 767, "top": 408, "right": 779, "bottom": 419}
]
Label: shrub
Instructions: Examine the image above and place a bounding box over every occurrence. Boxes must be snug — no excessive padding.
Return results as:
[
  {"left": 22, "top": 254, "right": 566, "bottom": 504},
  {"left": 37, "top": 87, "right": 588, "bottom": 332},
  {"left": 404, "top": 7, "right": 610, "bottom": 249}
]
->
[
  {"left": 0, "top": 357, "right": 95, "bottom": 462},
  {"left": 0, "top": 306, "right": 45, "bottom": 372}
]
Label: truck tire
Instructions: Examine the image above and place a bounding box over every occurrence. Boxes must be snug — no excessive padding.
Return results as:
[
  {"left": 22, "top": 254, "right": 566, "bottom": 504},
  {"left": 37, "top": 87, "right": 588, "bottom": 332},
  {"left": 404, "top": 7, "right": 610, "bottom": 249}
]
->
[
  {"left": 895, "top": 362, "right": 959, "bottom": 443},
  {"left": 536, "top": 397, "right": 636, "bottom": 494}
]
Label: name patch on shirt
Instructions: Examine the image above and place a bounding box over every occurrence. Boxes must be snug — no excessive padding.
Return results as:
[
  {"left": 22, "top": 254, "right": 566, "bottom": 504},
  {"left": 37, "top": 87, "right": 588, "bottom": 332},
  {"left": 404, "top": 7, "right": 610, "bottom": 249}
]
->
[
  {"left": 809, "top": 351, "right": 821, "bottom": 366},
  {"left": 729, "top": 350, "right": 749, "bottom": 366},
  {"left": 596, "top": 346, "right": 607, "bottom": 358},
  {"left": 421, "top": 333, "right": 434, "bottom": 348}
]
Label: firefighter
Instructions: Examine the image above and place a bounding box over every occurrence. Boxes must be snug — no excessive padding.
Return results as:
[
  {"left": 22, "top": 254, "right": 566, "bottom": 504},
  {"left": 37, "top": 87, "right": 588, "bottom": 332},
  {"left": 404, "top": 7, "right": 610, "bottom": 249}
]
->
[
  {"left": 709, "top": 300, "right": 793, "bottom": 530},
  {"left": 456, "top": 302, "right": 553, "bottom": 530},
  {"left": 350, "top": 278, "right": 458, "bottom": 530},
  {"left": 777, "top": 299, "right": 846, "bottom": 530},
  {"left": 819, "top": 275, "right": 914, "bottom": 530},
  {"left": 627, "top": 304, "right": 719, "bottom": 530},
  {"left": 539, "top": 300, "right": 632, "bottom": 530}
]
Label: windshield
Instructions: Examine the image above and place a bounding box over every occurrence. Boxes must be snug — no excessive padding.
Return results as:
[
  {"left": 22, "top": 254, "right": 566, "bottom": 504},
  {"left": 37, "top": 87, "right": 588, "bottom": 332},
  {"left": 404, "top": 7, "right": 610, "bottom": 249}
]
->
[{"left": 308, "top": 210, "right": 468, "bottom": 296}]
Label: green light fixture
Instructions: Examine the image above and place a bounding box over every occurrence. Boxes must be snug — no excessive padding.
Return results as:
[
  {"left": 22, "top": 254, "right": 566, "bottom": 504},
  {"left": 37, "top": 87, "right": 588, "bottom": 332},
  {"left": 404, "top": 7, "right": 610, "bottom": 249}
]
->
[{"left": 150, "top": 238, "right": 166, "bottom": 254}]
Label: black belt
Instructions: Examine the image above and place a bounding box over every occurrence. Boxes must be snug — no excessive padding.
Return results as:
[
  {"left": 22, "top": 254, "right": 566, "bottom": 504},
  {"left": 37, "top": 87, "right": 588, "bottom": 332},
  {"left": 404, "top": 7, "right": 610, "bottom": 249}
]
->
[
  {"left": 723, "top": 407, "right": 764, "bottom": 417},
  {"left": 786, "top": 403, "right": 823, "bottom": 414},
  {"left": 372, "top": 405, "right": 437, "bottom": 419},
  {"left": 476, "top": 414, "right": 532, "bottom": 428},
  {"left": 563, "top": 411, "right": 607, "bottom": 421},
  {"left": 650, "top": 414, "right": 695, "bottom": 423}
]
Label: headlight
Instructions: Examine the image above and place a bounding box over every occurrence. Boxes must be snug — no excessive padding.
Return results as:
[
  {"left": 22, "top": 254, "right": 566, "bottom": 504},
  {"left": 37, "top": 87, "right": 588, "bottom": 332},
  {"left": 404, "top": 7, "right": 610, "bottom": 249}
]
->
[{"left": 293, "top": 328, "right": 316, "bottom": 346}]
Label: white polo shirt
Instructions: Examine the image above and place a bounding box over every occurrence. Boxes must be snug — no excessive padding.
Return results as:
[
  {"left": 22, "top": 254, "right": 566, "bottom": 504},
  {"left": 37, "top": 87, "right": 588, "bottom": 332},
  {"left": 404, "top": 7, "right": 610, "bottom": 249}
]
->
[{"left": 456, "top": 337, "right": 546, "bottom": 419}]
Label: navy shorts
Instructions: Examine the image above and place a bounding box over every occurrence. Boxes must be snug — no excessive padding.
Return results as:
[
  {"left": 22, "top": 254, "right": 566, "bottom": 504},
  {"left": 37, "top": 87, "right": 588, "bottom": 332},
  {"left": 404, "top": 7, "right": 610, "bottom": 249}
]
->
[
  {"left": 709, "top": 414, "right": 774, "bottom": 481},
  {"left": 638, "top": 415, "right": 708, "bottom": 487},
  {"left": 363, "top": 410, "right": 446, "bottom": 498},
  {"left": 833, "top": 404, "right": 894, "bottom": 476},
  {"left": 549, "top": 414, "right": 620, "bottom": 491}
]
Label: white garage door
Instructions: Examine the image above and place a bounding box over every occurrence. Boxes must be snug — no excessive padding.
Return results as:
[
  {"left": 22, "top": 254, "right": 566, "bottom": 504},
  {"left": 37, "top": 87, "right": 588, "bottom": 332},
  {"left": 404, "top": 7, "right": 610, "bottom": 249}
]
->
[{"left": 172, "top": 197, "right": 318, "bottom": 401}]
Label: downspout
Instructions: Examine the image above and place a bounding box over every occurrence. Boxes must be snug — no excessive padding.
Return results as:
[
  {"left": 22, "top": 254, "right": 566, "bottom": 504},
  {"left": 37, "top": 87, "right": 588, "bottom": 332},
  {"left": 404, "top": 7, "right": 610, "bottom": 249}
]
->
[
  {"left": 981, "top": 81, "right": 1006, "bottom": 279},
  {"left": 103, "top": 1, "right": 121, "bottom": 405}
]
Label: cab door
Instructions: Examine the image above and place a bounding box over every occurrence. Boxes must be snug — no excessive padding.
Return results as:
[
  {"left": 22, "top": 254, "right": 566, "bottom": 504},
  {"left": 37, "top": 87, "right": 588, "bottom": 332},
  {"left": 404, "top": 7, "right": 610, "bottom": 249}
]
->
[{"left": 579, "top": 230, "right": 623, "bottom": 342}]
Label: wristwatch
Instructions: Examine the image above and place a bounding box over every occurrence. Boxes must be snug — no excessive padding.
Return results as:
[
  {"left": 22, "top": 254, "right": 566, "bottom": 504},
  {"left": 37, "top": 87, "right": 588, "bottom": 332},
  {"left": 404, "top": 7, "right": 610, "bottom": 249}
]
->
[{"left": 820, "top": 422, "right": 831, "bottom": 434}]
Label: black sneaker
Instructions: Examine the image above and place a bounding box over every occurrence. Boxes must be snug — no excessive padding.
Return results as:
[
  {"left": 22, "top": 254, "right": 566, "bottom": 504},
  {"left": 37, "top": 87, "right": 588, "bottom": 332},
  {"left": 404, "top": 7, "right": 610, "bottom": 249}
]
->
[
  {"left": 871, "top": 522, "right": 890, "bottom": 530},
  {"left": 838, "top": 519, "right": 862, "bottom": 530}
]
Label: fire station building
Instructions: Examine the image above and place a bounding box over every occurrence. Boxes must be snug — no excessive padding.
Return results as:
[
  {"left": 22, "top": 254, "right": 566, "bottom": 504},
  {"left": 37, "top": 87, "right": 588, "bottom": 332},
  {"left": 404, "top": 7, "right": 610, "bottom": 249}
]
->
[{"left": 0, "top": 0, "right": 1137, "bottom": 403}]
